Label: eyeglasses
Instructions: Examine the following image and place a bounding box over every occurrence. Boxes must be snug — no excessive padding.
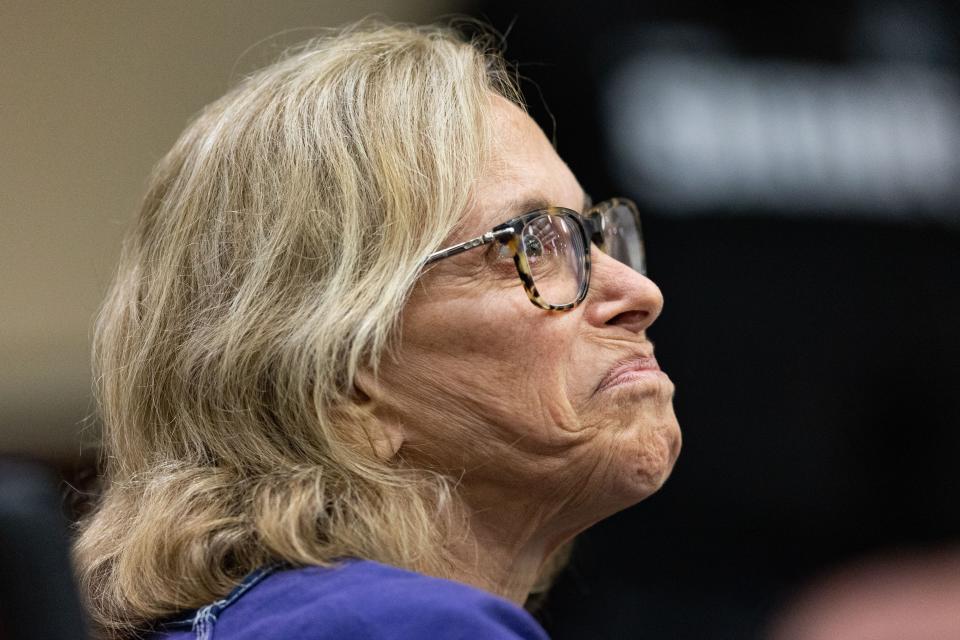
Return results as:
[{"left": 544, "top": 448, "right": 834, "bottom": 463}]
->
[{"left": 424, "top": 198, "right": 645, "bottom": 311}]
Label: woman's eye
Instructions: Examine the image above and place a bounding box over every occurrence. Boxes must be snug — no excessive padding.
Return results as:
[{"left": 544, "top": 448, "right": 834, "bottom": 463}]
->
[
  {"left": 525, "top": 230, "right": 563, "bottom": 264},
  {"left": 524, "top": 236, "right": 545, "bottom": 258}
]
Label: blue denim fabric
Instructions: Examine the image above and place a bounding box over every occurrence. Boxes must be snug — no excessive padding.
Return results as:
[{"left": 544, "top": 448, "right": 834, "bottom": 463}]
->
[{"left": 161, "top": 565, "right": 280, "bottom": 640}]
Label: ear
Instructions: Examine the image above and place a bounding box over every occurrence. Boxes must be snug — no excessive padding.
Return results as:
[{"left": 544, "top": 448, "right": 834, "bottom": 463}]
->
[{"left": 353, "top": 369, "right": 405, "bottom": 462}]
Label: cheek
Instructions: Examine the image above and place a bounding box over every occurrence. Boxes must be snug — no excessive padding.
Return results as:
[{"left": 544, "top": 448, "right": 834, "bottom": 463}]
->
[
  {"left": 403, "top": 293, "right": 580, "bottom": 422},
  {"left": 381, "top": 329, "right": 530, "bottom": 446}
]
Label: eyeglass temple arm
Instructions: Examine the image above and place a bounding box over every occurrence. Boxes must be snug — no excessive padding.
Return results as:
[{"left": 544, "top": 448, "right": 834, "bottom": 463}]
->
[{"left": 424, "top": 227, "right": 515, "bottom": 265}]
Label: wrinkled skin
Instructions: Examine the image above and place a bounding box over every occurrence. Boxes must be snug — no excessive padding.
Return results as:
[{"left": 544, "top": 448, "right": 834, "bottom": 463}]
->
[{"left": 366, "top": 96, "right": 681, "bottom": 602}]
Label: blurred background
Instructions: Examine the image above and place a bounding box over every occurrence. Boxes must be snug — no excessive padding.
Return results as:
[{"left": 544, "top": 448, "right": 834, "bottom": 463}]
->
[{"left": 2, "top": 1, "right": 958, "bottom": 638}]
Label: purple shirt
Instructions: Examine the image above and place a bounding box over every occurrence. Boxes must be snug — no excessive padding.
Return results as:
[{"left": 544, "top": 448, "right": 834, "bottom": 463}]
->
[{"left": 153, "top": 559, "right": 551, "bottom": 640}]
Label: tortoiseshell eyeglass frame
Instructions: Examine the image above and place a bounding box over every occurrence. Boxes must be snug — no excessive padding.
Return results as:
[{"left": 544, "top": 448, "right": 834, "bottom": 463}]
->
[{"left": 423, "top": 197, "right": 645, "bottom": 311}]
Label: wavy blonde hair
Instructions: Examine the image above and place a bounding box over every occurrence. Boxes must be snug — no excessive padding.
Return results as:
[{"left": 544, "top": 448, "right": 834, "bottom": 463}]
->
[{"left": 74, "top": 21, "right": 535, "bottom": 637}]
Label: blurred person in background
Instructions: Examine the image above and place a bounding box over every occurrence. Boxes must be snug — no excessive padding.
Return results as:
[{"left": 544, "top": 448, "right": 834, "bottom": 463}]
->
[{"left": 73, "top": 20, "right": 680, "bottom": 640}]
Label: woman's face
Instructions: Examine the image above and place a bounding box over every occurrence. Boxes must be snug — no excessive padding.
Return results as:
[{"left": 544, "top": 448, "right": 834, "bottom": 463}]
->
[{"left": 373, "top": 96, "right": 681, "bottom": 541}]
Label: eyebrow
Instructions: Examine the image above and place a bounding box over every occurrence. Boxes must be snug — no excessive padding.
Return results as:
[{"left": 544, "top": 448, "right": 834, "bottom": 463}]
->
[
  {"left": 499, "top": 195, "right": 552, "bottom": 218},
  {"left": 498, "top": 191, "right": 593, "bottom": 220}
]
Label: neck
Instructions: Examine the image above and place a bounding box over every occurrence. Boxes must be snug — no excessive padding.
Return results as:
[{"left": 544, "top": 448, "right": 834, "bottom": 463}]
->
[{"left": 439, "top": 496, "right": 575, "bottom": 606}]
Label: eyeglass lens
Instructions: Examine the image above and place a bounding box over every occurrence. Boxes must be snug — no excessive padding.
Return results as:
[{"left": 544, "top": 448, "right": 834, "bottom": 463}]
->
[
  {"left": 600, "top": 203, "right": 645, "bottom": 275},
  {"left": 519, "top": 204, "right": 644, "bottom": 307},
  {"left": 521, "top": 214, "right": 585, "bottom": 306}
]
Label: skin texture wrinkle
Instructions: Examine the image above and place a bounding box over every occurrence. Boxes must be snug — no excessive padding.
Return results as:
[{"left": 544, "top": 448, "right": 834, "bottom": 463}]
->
[{"left": 361, "top": 95, "right": 682, "bottom": 604}]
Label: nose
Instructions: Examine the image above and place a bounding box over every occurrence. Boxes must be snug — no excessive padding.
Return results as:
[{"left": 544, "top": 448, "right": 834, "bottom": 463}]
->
[{"left": 582, "top": 248, "right": 664, "bottom": 334}]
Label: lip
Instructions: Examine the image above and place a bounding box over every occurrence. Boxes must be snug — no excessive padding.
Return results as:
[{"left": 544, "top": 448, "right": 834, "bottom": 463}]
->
[{"left": 596, "top": 353, "right": 664, "bottom": 393}]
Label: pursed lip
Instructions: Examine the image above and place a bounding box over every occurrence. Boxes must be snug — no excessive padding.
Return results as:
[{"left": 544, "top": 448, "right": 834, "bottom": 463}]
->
[{"left": 595, "top": 351, "right": 662, "bottom": 393}]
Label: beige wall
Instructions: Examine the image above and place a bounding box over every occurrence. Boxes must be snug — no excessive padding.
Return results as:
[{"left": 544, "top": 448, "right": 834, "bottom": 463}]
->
[{"left": 0, "top": 1, "right": 462, "bottom": 458}]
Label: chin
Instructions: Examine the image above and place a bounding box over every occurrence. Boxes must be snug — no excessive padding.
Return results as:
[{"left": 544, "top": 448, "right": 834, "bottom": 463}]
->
[
  {"left": 616, "top": 411, "right": 682, "bottom": 505},
  {"left": 567, "top": 397, "right": 681, "bottom": 521}
]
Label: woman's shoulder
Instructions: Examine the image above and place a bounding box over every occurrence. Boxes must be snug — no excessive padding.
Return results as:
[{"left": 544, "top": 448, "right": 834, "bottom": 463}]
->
[{"left": 155, "top": 559, "right": 550, "bottom": 640}]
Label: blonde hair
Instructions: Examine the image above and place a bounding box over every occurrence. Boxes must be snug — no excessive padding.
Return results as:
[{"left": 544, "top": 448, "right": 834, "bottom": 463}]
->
[{"left": 74, "top": 21, "right": 527, "bottom": 637}]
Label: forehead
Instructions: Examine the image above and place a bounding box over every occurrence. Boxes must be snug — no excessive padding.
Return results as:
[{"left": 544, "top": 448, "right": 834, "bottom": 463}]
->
[{"left": 467, "top": 96, "right": 587, "bottom": 232}]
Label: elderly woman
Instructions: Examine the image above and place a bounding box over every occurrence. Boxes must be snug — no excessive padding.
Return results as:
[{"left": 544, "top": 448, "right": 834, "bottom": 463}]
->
[{"left": 75, "top": 21, "right": 680, "bottom": 640}]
